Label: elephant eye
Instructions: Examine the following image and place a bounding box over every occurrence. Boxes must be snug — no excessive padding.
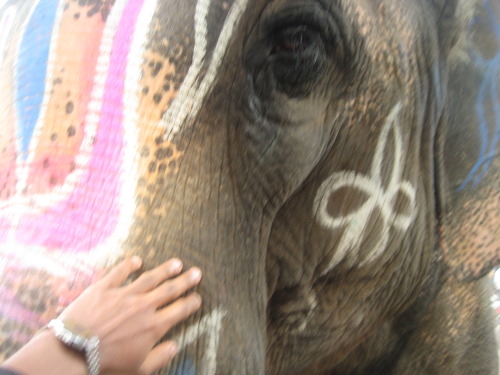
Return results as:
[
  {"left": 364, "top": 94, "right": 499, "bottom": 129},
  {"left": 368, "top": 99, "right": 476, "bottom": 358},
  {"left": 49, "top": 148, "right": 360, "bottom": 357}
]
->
[
  {"left": 269, "top": 25, "right": 326, "bottom": 96},
  {"left": 272, "top": 26, "right": 314, "bottom": 53}
]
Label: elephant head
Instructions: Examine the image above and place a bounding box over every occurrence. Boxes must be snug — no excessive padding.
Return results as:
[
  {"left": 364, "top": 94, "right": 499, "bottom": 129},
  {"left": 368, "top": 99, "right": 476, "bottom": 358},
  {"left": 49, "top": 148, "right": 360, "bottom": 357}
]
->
[{"left": 0, "top": 0, "right": 498, "bottom": 374}]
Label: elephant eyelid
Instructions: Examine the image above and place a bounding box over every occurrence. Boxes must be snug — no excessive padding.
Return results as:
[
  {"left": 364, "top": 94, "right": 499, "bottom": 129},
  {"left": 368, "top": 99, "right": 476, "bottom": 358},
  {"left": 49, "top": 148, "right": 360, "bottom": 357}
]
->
[{"left": 260, "top": 0, "right": 355, "bottom": 63}]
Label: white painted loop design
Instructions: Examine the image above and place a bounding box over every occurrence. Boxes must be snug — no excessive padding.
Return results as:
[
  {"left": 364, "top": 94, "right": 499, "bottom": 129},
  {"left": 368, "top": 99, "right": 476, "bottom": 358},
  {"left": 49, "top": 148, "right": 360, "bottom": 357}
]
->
[{"left": 314, "top": 103, "right": 417, "bottom": 273}]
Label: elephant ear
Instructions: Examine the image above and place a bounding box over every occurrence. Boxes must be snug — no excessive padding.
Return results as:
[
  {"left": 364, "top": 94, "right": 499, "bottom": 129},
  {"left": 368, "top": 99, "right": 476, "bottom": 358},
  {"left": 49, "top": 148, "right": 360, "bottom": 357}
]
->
[{"left": 440, "top": 0, "right": 500, "bottom": 281}]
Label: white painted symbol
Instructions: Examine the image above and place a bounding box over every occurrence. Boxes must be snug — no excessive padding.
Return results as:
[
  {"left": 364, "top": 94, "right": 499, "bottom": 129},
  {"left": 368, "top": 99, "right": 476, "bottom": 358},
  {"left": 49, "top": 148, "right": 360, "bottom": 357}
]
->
[
  {"left": 313, "top": 103, "right": 416, "bottom": 273},
  {"left": 172, "top": 308, "right": 227, "bottom": 375},
  {"left": 160, "top": 0, "right": 250, "bottom": 140},
  {"left": 0, "top": 5, "right": 16, "bottom": 62}
]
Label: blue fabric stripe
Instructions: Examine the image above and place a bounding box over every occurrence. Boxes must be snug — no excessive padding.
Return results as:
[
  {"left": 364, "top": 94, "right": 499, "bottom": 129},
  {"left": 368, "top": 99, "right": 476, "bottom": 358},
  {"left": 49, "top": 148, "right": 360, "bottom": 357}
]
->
[
  {"left": 171, "top": 358, "right": 196, "bottom": 375},
  {"left": 458, "top": 0, "right": 500, "bottom": 190}
]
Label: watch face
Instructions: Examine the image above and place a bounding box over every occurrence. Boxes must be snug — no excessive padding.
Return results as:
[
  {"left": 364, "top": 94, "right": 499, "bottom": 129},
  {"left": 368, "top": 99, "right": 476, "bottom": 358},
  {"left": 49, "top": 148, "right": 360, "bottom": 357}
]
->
[{"left": 63, "top": 319, "right": 93, "bottom": 339}]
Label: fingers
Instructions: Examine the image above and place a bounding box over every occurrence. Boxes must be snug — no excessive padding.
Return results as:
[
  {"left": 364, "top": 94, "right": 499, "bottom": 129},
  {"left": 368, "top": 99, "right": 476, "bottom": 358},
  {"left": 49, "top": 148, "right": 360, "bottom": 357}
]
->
[
  {"left": 147, "top": 267, "right": 202, "bottom": 307},
  {"left": 127, "top": 258, "right": 183, "bottom": 293},
  {"left": 156, "top": 292, "right": 202, "bottom": 331},
  {"left": 138, "top": 293, "right": 202, "bottom": 374},
  {"left": 101, "top": 256, "right": 143, "bottom": 288},
  {"left": 139, "top": 341, "right": 178, "bottom": 375}
]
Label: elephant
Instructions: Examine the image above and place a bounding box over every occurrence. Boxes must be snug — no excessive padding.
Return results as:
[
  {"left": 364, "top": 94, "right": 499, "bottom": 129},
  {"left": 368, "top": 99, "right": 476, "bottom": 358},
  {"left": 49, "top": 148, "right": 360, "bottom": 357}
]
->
[{"left": 0, "top": 0, "right": 499, "bottom": 374}]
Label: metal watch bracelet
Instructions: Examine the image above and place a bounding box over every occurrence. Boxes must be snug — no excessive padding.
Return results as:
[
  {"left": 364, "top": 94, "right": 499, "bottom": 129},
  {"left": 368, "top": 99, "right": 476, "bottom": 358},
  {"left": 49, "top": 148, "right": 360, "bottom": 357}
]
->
[{"left": 47, "top": 318, "right": 100, "bottom": 375}]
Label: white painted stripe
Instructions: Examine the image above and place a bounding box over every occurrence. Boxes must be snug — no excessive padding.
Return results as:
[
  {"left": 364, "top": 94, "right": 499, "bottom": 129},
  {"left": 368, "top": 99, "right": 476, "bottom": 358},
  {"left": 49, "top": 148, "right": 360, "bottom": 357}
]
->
[
  {"left": 0, "top": 243, "right": 84, "bottom": 276},
  {"left": 91, "top": 0, "right": 159, "bottom": 266},
  {"left": 159, "top": 0, "right": 211, "bottom": 138},
  {"left": 174, "top": 308, "right": 227, "bottom": 375},
  {"left": 0, "top": 5, "right": 17, "bottom": 180},
  {"left": 371, "top": 102, "right": 403, "bottom": 185},
  {"left": 0, "top": 6, "right": 16, "bottom": 63},
  {"left": 160, "top": 0, "right": 250, "bottom": 140},
  {"left": 72, "top": 0, "right": 129, "bottom": 198}
]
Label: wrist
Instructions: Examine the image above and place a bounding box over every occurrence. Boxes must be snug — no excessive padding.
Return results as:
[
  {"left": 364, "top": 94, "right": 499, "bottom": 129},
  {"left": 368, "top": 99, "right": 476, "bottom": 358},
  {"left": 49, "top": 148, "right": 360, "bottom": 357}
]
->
[
  {"left": 4, "top": 330, "right": 87, "bottom": 375},
  {"left": 47, "top": 319, "right": 99, "bottom": 375}
]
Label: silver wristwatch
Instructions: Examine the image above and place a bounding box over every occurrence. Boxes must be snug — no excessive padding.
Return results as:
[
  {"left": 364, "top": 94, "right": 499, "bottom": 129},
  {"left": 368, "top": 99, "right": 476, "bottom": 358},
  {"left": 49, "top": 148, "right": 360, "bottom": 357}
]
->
[{"left": 48, "top": 318, "right": 100, "bottom": 375}]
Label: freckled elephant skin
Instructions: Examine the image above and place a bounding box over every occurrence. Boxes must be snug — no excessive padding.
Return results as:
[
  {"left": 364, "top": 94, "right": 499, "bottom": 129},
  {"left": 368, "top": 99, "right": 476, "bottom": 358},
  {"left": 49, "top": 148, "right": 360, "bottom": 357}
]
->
[{"left": 0, "top": 0, "right": 499, "bottom": 374}]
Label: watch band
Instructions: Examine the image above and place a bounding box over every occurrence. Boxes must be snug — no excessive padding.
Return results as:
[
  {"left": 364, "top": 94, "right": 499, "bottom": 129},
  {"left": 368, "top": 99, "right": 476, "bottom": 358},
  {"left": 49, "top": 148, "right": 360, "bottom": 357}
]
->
[{"left": 48, "top": 319, "right": 100, "bottom": 375}]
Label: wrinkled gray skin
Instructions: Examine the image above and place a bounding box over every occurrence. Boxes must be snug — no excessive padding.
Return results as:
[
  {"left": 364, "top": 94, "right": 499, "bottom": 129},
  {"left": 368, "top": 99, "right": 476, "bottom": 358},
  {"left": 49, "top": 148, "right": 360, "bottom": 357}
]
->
[
  {"left": 127, "top": 1, "right": 499, "bottom": 374},
  {"left": 4, "top": 0, "right": 500, "bottom": 374}
]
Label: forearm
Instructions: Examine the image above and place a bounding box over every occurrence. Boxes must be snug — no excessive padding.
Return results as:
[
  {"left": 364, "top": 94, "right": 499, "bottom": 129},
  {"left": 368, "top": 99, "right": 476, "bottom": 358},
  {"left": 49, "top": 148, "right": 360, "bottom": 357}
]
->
[{"left": 2, "top": 330, "right": 87, "bottom": 375}]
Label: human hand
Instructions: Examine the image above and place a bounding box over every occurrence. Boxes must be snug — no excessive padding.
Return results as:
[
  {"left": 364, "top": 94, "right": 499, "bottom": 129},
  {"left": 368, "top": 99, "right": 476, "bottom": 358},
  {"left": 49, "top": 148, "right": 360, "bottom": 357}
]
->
[{"left": 59, "top": 257, "right": 202, "bottom": 375}]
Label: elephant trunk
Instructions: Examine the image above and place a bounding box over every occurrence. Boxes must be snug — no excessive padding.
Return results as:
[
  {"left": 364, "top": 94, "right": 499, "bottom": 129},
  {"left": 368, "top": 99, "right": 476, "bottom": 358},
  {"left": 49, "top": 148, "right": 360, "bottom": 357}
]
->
[{"left": 125, "top": 120, "right": 269, "bottom": 374}]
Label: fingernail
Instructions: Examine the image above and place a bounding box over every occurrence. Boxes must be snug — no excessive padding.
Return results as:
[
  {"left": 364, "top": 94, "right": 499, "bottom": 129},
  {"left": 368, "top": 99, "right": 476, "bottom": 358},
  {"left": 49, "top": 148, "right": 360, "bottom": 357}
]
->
[
  {"left": 170, "top": 258, "right": 183, "bottom": 272},
  {"left": 166, "top": 342, "right": 178, "bottom": 356},
  {"left": 131, "top": 256, "right": 142, "bottom": 268},
  {"left": 193, "top": 293, "right": 202, "bottom": 308},
  {"left": 190, "top": 267, "right": 202, "bottom": 282}
]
